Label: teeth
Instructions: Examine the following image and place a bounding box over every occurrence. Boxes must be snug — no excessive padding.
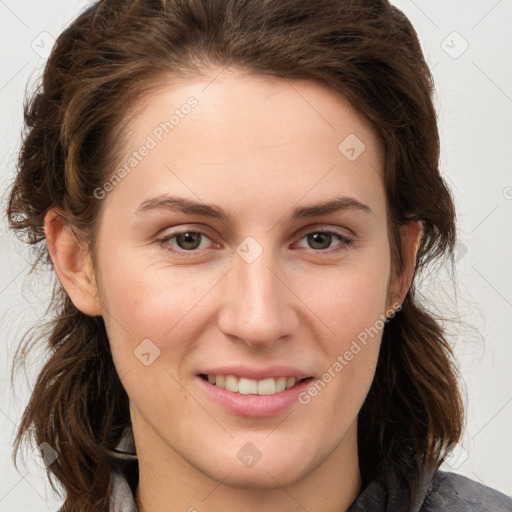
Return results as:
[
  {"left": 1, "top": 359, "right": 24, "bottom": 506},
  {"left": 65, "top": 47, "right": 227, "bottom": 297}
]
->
[
  {"left": 205, "top": 374, "right": 304, "bottom": 395},
  {"left": 276, "top": 377, "right": 287, "bottom": 393},
  {"left": 224, "top": 375, "right": 238, "bottom": 393},
  {"left": 239, "top": 377, "right": 258, "bottom": 395},
  {"left": 286, "top": 377, "right": 296, "bottom": 389},
  {"left": 257, "top": 378, "right": 275, "bottom": 395}
]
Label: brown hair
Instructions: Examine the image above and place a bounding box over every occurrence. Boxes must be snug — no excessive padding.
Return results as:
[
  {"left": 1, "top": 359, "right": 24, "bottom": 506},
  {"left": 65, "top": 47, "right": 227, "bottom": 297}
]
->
[{"left": 7, "top": 0, "right": 464, "bottom": 510}]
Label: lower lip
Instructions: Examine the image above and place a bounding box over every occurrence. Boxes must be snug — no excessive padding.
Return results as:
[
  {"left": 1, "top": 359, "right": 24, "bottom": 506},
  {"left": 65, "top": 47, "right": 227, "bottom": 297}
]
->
[{"left": 196, "top": 376, "right": 313, "bottom": 418}]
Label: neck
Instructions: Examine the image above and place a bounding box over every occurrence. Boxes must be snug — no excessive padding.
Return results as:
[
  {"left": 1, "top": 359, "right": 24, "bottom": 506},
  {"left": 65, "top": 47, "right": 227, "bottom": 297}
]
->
[{"left": 134, "top": 418, "right": 362, "bottom": 512}]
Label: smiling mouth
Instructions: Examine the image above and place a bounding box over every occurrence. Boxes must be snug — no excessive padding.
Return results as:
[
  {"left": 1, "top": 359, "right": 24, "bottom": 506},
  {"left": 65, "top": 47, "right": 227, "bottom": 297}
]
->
[{"left": 199, "top": 374, "right": 313, "bottom": 396}]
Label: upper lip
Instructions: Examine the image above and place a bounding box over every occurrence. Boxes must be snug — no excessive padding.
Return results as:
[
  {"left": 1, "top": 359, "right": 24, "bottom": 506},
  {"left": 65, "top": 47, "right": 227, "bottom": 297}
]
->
[{"left": 199, "top": 365, "right": 313, "bottom": 380}]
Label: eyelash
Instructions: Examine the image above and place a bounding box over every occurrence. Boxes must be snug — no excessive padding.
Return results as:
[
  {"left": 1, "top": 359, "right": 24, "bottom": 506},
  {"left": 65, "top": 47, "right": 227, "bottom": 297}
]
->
[{"left": 156, "top": 227, "right": 354, "bottom": 257}]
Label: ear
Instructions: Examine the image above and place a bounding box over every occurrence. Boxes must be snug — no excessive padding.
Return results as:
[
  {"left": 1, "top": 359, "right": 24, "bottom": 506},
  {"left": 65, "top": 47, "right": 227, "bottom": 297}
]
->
[
  {"left": 44, "top": 208, "right": 102, "bottom": 316},
  {"left": 388, "top": 220, "right": 423, "bottom": 309}
]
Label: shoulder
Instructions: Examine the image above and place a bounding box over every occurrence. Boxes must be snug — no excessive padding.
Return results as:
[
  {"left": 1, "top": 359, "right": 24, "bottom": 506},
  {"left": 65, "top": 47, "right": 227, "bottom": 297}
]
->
[{"left": 421, "top": 470, "right": 512, "bottom": 511}]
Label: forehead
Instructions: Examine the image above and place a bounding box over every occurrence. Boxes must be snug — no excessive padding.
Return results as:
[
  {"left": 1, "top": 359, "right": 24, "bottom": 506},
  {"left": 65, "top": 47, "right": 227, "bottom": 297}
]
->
[{"left": 104, "top": 68, "right": 387, "bottom": 226}]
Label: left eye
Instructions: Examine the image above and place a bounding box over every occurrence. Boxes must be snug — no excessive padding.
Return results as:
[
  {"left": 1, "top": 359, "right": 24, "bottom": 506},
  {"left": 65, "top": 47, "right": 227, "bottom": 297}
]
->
[{"left": 296, "top": 231, "right": 352, "bottom": 251}]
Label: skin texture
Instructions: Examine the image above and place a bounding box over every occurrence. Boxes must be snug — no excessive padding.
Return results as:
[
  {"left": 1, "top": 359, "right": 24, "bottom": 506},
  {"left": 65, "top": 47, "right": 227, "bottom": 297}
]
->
[{"left": 44, "top": 67, "right": 422, "bottom": 512}]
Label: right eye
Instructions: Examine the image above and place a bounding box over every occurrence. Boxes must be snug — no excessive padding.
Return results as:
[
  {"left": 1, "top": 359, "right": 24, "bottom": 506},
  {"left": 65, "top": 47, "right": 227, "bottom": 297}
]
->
[{"left": 156, "top": 229, "right": 220, "bottom": 256}]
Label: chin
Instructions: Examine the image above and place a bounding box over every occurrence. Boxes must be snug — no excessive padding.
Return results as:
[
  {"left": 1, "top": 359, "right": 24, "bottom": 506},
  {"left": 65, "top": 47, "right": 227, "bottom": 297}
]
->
[
  {"left": 207, "top": 459, "right": 309, "bottom": 490},
  {"left": 190, "top": 439, "right": 314, "bottom": 490}
]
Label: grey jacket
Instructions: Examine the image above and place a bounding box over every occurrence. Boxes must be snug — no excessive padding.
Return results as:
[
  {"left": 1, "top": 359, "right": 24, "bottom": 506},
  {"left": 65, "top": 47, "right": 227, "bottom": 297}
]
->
[{"left": 107, "top": 429, "right": 512, "bottom": 511}]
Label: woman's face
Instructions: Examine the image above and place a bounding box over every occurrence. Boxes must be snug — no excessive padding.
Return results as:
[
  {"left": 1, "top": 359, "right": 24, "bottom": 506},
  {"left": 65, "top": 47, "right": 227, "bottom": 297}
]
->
[{"left": 85, "top": 68, "right": 407, "bottom": 488}]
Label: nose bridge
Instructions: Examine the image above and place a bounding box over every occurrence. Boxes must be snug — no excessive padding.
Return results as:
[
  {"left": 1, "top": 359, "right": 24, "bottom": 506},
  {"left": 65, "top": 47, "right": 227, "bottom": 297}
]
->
[{"left": 218, "top": 237, "right": 296, "bottom": 346}]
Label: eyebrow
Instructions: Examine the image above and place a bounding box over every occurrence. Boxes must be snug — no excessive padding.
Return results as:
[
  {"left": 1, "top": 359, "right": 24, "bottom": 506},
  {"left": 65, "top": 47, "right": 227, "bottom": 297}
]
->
[{"left": 135, "top": 194, "right": 373, "bottom": 221}]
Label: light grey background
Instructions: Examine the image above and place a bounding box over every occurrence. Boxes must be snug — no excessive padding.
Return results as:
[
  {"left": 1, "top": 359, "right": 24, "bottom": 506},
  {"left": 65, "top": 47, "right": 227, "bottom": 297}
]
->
[{"left": 1, "top": 1, "right": 511, "bottom": 509}]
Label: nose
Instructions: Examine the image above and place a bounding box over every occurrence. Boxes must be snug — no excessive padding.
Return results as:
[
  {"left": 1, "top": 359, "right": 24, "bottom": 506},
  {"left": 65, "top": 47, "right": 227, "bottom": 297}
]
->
[{"left": 217, "top": 243, "right": 299, "bottom": 348}]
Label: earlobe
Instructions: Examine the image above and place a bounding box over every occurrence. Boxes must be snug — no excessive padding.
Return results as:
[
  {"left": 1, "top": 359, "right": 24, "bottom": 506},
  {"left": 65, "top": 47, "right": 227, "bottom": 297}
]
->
[
  {"left": 44, "top": 208, "right": 102, "bottom": 317},
  {"left": 389, "top": 220, "right": 423, "bottom": 308}
]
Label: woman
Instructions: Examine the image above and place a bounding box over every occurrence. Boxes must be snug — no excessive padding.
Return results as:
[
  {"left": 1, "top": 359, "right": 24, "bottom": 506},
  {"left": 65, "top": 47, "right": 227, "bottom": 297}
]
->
[{"left": 7, "top": 0, "right": 512, "bottom": 511}]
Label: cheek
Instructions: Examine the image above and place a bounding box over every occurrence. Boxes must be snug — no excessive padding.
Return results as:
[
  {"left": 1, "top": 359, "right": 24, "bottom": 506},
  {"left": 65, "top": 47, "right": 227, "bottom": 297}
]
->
[
  {"left": 97, "top": 250, "right": 224, "bottom": 371},
  {"left": 98, "top": 257, "right": 205, "bottom": 419},
  {"left": 300, "top": 260, "right": 390, "bottom": 341},
  {"left": 98, "top": 248, "right": 191, "bottom": 332},
  {"left": 298, "top": 270, "right": 386, "bottom": 436},
  {"left": 294, "top": 257, "right": 389, "bottom": 408}
]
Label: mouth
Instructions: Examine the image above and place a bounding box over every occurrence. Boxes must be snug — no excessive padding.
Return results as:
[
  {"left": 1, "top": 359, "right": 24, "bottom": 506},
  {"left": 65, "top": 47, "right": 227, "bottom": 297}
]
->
[
  {"left": 199, "top": 373, "right": 314, "bottom": 396},
  {"left": 197, "top": 373, "right": 315, "bottom": 417},
  {"left": 196, "top": 365, "right": 316, "bottom": 417}
]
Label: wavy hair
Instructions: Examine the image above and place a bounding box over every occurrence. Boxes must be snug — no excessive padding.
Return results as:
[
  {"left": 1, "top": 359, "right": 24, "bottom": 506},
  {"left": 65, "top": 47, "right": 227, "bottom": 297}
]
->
[{"left": 7, "top": 0, "right": 464, "bottom": 510}]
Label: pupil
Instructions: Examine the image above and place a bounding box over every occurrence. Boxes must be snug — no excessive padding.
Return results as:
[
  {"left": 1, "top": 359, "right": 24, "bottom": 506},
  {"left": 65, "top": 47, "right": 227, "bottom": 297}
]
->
[
  {"left": 308, "top": 232, "right": 332, "bottom": 249},
  {"left": 177, "top": 232, "right": 201, "bottom": 250}
]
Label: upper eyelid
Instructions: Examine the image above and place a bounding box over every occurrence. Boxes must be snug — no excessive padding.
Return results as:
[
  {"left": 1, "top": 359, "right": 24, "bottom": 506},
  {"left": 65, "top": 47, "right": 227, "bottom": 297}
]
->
[
  {"left": 294, "top": 224, "right": 353, "bottom": 239},
  {"left": 160, "top": 222, "right": 353, "bottom": 237}
]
